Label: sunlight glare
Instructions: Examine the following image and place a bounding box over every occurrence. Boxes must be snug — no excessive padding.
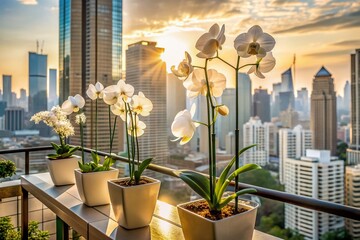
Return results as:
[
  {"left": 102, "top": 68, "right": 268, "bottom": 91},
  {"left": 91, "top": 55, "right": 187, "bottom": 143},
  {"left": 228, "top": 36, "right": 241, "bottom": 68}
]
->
[{"left": 157, "top": 36, "right": 188, "bottom": 73}]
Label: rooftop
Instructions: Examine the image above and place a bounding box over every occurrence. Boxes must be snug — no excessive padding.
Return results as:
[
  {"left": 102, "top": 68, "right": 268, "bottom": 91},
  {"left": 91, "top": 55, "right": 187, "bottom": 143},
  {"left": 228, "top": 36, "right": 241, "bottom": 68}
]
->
[{"left": 315, "top": 66, "right": 332, "bottom": 77}]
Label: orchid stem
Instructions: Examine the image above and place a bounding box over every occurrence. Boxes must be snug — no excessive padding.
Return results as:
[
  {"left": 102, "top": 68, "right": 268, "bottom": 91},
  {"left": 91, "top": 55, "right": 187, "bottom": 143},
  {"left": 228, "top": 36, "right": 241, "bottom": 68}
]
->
[
  {"left": 234, "top": 56, "right": 240, "bottom": 212},
  {"left": 108, "top": 105, "right": 112, "bottom": 154},
  {"left": 124, "top": 102, "right": 132, "bottom": 179}
]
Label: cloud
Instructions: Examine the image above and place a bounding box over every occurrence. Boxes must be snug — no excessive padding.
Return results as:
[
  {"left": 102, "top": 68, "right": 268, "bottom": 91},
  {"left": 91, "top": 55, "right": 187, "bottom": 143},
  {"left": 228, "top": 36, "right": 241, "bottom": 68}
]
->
[
  {"left": 331, "top": 40, "right": 360, "bottom": 47},
  {"left": 274, "top": 8, "right": 360, "bottom": 34},
  {"left": 304, "top": 49, "right": 353, "bottom": 58},
  {"left": 18, "top": 0, "right": 38, "bottom": 5}
]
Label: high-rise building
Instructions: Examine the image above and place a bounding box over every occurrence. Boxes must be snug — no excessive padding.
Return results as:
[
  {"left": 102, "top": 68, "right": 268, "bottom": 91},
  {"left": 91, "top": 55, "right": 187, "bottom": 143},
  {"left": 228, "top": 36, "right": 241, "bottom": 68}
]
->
[
  {"left": 11, "top": 92, "right": 17, "bottom": 107},
  {"left": 284, "top": 150, "right": 344, "bottom": 240},
  {"left": 296, "top": 87, "right": 309, "bottom": 119},
  {"left": 0, "top": 101, "right": 7, "bottom": 117},
  {"left": 59, "top": 0, "right": 123, "bottom": 152},
  {"left": 345, "top": 165, "right": 360, "bottom": 239},
  {"left": 279, "top": 68, "right": 295, "bottom": 111},
  {"left": 167, "top": 73, "right": 186, "bottom": 134},
  {"left": 18, "top": 88, "right": 27, "bottom": 112},
  {"left": 279, "top": 107, "right": 299, "bottom": 128},
  {"left": 29, "top": 52, "right": 49, "bottom": 136},
  {"left": 279, "top": 125, "right": 312, "bottom": 184},
  {"left": 267, "top": 122, "right": 278, "bottom": 156},
  {"left": 348, "top": 49, "right": 360, "bottom": 165},
  {"left": 219, "top": 73, "right": 251, "bottom": 150},
  {"left": 5, "top": 107, "right": 25, "bottom": 131},
  {"left": 49, "top": 68, "right": 58, "bottom": 109},
  {"left": 243, "top": 117, "right": 269, "bottom": 166},
  {"left": 310, "top": 66, "right": 337, "bottom": 155},
  {"left": 253, "top": 88, "right": 270, "bottom": 123},
  {"left": 343, "top": 80, "right": 350, "bottom": 112},
  {"left": 126, "top": 41, "right": 168, "bottom": 167},
  {"left": 2, "top": 75, "right": 12, "bottom": 106},
  {"left": 271, "top": 82, "right": 282, "bottom": 118}
]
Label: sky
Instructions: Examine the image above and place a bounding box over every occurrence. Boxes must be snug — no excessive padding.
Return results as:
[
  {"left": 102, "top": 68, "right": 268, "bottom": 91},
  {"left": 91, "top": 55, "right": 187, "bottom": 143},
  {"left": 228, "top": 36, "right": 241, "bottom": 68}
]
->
[{"left": 0, "top": 0, "right": 359, "bottom": 97}]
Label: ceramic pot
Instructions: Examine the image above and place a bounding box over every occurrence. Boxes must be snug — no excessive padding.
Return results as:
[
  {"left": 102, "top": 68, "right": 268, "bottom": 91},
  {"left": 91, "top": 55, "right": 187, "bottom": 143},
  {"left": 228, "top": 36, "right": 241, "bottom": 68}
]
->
[
  {"left": 108, "top": 176, "right": 161, "bottom": 229},
  {"left": 74, "top": 168, "right": 119, "bottom": 206},
  {"left": 46, "top": 156, "right": 79, "bottom": 186},
  {"left": 177, "top": 198, "right": 259, "bottom": 240}
]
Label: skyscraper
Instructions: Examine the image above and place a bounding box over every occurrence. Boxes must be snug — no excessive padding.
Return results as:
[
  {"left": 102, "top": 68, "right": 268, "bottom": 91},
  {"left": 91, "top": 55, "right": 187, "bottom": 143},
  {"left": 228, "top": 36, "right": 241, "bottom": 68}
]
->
[
  {"left": 271, "top": 82, "right": 282, "bottom": 118},
  {"left": 243, "top": 117, "right": 269, "bottom": 166},
  {"left": 296, "top": 87, "right": 309, "bottom": 119},
  {"left": 59, "top": 0, "right": 123, "bottom": 152},
  {"left": 310, "top": 66, "right": 337, "bottom": 155},
  {"left": 253, "top": 88, "right": 270, "bottom": 123},
  {"left": 279, "top": 68, "right": 295, "bottom": 111},
  {"left": 5, "top": 107, "right": 25, "bottom": 131},
  {"left": 19, "top": 88, "right": 27, "bottom": 112},
  {"left": 49, "top": 68, "right": 58, "bottom": 109},
  {"left": 167, "top": 73, "right": 186, "bottom": 134},
  {"left": 279, "top": 125, "right": 312, "bottom": 184},
  {"left": 284, "top": 150, "right": 344, "bottom": 240},
  {"left": 2, "top": 75, "right": 12, "bottom": 106},
  {"left": 348, "top": 49, "right": 360, "bottom": 164},
  {"left": 343, "top": 80, "right": 350, "bottom": 112},
  {"left": 126, "top": 41, "right": 168, "bottom": 167},
  {"left": 345, "top": 165, "right": 360, "bottom": 239},
  {"left": 219, "top": 73, "right": 252, "bottom": 150}
]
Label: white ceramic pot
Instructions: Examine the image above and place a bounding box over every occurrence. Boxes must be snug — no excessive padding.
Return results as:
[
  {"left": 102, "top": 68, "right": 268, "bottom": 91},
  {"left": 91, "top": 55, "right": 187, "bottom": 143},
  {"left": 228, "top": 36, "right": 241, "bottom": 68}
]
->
[
  {"left": 46, "top": 156, "right": 80, "bottom": 186},
  {"left": 74, "top": 168, "right": 119, "bottom": 206},
  {"left": 108, "top": 176, "right": 161, "bottom": 229},
  {"left": 177, "top": 198, "right": 259, "bottom": 240}
]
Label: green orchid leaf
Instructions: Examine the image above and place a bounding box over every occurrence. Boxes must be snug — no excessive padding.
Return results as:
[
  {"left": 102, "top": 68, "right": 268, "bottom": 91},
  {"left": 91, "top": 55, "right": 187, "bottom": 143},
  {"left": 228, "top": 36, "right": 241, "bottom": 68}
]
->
[
  {"left": 50, "top": 142, "right": 60, "bottom": 151},
  {"left": 215, "top": 144, "right": 257, "bottom": 197},
  {"left": 138, "top": 158, "right": 152, "bottom": 176},
  {"left": 218, "top": 188, "right": 257, "bottom": 210},
  {"left": 91, "top": 151, "right": 100, "bottom": 165},
  {"left": 217, "top": 163, "right": 261, "bottom": 202},
  {"left": 47, "top": 154, "right": 59, "bottom": 159},
  {"left": 177, "top": 170, "right": 211, "bottom": 201}
]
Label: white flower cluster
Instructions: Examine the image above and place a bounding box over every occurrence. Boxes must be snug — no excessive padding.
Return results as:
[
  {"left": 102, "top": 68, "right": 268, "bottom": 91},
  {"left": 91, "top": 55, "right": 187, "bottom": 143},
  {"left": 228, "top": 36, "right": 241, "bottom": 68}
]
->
[
  {"left": 75, "top": 113, "right": 86, "bottom": 125},
  {"left": 30, "top": 106, "right": 74, "bottom": 138}
]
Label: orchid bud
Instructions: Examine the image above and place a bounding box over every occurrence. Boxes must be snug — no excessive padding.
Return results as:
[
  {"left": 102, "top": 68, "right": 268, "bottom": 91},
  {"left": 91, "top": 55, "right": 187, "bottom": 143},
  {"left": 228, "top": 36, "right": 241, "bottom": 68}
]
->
[{"left": 217, "top": 105, "right": 229, "bottom": 116}]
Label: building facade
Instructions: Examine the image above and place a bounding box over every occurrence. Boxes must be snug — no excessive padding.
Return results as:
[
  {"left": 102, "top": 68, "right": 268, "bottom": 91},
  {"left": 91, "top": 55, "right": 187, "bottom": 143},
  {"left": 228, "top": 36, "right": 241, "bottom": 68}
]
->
[
  {"left": 59, "top": 0, "right": 123, "bottom": 152},
  {"left": 5, "top": 107, "right": 25, "bottom": 131},
  {"left": 310, "top": 66, "right": 337, "bottom": 155},
  {"left": 284, "top": 150, "right": 344, "bottom": 240},
  {"left": 345, "top": 165, "right": 360, "bottom": 239},
  {"left": 125, "top": 41, "right": 168, "bottom": 167},
  {"left": 243, "top": 117, "right": 269, "bottom": 166},
  {"left": 253, "top": 88, "right": 270, "bottom": 123},
  {"left": 279, "top": 125, "right": 312, "bottom": 184},
  {"left": 2, "top": 75, "right": 12, "bottom": 106},
  {"left": 48, "top": 69, "right": 58, "bottom": 109}
]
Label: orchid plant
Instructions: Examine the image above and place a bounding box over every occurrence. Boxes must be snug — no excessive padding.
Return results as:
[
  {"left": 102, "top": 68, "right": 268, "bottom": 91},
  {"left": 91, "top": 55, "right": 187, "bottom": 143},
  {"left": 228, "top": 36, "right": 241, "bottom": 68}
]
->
[
  {"left": 171, "top": 24, "right": 276, "bottom": 213},
  {"left": 31, "top": 106, "right": 79, "bottom": 159}
]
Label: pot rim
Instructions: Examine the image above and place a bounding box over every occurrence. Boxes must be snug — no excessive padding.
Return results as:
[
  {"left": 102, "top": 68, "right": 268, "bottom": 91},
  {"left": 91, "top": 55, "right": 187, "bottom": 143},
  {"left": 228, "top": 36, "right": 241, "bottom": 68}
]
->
[
  {"left": 108, "top": 176, "right": 160, "bottom": 189},
  {"left": 74, "top": 167, "right": 119, "bottom": 175},
  {"left": 177, "top": 197, "right": 259, "bottom": 223},
  {"left": 46, "top": 155, "right": 81, "bottom": 160}
]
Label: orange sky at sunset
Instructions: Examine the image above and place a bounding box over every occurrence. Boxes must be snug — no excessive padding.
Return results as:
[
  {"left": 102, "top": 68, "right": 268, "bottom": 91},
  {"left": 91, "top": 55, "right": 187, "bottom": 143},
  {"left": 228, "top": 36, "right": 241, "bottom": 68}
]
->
[{"left": 0, "top": 0, "right": 359, "bottom": 97}]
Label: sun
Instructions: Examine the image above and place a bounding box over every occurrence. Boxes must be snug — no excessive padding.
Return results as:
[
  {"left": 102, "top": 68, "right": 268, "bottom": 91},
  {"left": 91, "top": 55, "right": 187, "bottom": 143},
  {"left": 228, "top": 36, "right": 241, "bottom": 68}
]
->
[{"left": 156, "top": 36, "right": 189, "bottom": 72}]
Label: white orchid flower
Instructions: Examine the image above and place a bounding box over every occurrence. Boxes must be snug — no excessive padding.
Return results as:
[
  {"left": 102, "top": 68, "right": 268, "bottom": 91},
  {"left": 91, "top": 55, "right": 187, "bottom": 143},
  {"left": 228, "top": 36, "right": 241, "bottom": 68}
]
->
[
  {"left": 117, "top": 80, "right": 134, "bottom": 101},
  {"left": 111, "top": 101, "right": 127, "bottom": 121},
  {"left": 127, "top": 115, "right": 146, "bottom": 137},
  {"left": 183, "top": 69, "right": 226, "bottom": 98},
  {"left": 61, "top": 94, "right": 85, "bottom": 115},
  {"left": 171, "top": 51, "right": 194, "bottom": 80},
  {"left": 247, "top": 52, "right": 276, "bottom": 79},
  {"left": 86, "top": 82, "right": 104, "bottom": 100},
  {"left": 103, "top": 85, "right": 120, "bottom": 105},
  {"left": 195, "top": 23, "right": 226, "bottom": 58},
  {"left": 131, "top": 92, "right": 153, "bottom": 116},
  {"left": 234, "top": 25, "right": 275, "bottom": 58},
  {"left": 171, "top": 104, "right": 199, "bottom": 145}
]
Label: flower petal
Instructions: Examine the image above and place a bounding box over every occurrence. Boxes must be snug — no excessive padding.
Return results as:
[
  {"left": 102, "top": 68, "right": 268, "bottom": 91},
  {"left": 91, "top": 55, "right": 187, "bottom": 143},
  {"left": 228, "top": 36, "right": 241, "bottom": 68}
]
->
[
  {"left": 74, "top": 94, "right": 85, "bottom": 108},
  {"left": 248, "top": 25, "right": 264, "bottom": 41},
  {"left": 257, "top": 33, "right": 276, "bottom": 52}
]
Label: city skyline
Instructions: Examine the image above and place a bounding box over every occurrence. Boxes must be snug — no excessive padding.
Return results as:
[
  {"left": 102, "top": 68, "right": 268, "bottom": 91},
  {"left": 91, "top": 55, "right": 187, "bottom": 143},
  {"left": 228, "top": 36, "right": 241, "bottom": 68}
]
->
[{"left": 0, "top": 0, "right": 360, "bottom": 96}]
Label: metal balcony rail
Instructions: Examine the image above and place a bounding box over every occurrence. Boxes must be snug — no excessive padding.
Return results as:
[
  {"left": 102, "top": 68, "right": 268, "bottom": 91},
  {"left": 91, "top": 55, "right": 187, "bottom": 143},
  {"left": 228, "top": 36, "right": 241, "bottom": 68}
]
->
[{"left": 1, "top": 146, "right": 360, "bottom": 221}]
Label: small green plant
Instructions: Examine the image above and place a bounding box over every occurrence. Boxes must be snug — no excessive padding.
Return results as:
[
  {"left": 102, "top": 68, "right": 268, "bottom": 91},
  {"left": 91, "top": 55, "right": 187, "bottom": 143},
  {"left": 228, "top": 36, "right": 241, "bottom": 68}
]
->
[
  {"left": 31, "top": 106, "right": 79, "bottom": 160},
  {"left": 0, "top": 217, "right": 49, "bottom": 240},
  {"left": 0, "top": 159, "right": 16, "bottom": 179}
]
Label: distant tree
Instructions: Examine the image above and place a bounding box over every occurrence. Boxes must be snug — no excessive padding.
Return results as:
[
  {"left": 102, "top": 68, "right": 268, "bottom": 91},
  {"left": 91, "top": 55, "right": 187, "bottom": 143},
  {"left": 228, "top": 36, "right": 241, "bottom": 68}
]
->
[
  {"left": 336, "top": 141, "right": 348, "bottom": 161},
  {"left": 321, "top": 228, "right": 352, "bottom": 240}
]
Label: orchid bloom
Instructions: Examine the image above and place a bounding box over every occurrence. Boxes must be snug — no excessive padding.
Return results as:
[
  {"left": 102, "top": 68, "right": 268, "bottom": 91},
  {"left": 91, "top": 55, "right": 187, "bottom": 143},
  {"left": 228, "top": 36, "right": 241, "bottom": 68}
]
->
[
  {"left": 234, "top": 25, "right": 275, "bottom": 58},
  {"left": 131, "top": 92, "right": 153, "bottom": 116},
  {"left": 61, "top": 94, "right": 85, "bottom": 115},
  {"left": 86, "top": 82, "right": 104, "bottom": 100},
  {"left": 117, "top": 80, "right": 134, "bottom": 101},
  {"left": 128, "top": 115, "right": 146, "bottom": 137},
  {"left": 171, "top": 52, "right": 194, "bottom": 80},
  {"left": 102, "top": 85, "right": 121, "bottom": 105},
  {"left": 111, "top": 100, "right": 127, "bottom": 121},
  {"left": 195, "top": 23, "right": 226, "bottom": 58},
  {"left": 171, "top": 104, "right": 199, "bottom": 145},
  {"left": 183, "top": 69, "right": 226, "bottom": 98},
  {"left": 247, "top": 52, "right": 276, "bottom": 79}
]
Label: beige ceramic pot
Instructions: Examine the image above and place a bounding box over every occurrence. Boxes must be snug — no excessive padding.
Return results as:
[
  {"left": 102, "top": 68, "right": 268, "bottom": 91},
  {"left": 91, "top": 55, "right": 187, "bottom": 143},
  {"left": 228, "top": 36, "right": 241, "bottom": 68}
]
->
[
  {"left": 75, "top": 168, "right": 119, "bottom": 206},
  {"left": 108, "top": 176, "right": 161, "bottom": 229},
  {"left": 46, "top": 155, "right": 79, "bottom": 186},
  {"left": 177, "top": 198, "right": 259, "bottom": 240}
]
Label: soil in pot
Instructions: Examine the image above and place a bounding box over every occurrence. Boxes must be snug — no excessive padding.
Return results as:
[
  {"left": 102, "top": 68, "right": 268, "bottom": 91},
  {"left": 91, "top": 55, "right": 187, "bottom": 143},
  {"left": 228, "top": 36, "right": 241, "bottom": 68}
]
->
[
  {"left": 183, "top": 200, "right": 248, "bottom": 220},
  {"left": 115, "top": 178, "right": 153, "bottom": 187}
]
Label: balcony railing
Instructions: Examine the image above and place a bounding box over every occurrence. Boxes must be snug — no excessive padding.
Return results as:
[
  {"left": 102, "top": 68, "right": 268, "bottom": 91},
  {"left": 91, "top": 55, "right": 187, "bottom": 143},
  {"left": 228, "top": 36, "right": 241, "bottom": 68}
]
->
[{"left": 1, "top": 146, "right": 359, "bottom": 222}]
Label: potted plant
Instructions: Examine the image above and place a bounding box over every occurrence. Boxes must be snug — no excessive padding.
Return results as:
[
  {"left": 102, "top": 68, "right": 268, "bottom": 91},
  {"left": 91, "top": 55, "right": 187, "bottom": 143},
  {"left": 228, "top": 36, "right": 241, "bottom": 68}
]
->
[
  {"left": 107, "top": 81, "right": 160, "bottom": 229},
  {"left": 0, "top": 216, "right": 49, "bottom": 240},
  {"left": 170, "top": 23, "right": 276, "bottom": 240},
  {"left": 61, "top": 86, "right": 119, "bottom": 207},
  {"left": 31, "top": 106, "right": 79, "bottom": 186},
  {"left": 0, "top": 159, "right": 16, "bottom": 183}
]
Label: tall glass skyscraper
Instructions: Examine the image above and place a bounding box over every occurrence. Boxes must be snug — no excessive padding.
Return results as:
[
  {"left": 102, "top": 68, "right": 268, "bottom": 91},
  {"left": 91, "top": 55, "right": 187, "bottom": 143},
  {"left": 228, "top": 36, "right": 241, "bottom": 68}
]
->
[
  {"left": 48, "top": 69, "right": 58, "bottom": 109},
  {"left": 59, "top": 0, "right": 123, "bottom": 152},
  {"left": 2, "top": 75, "right": 12, "bottom": 106}
]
